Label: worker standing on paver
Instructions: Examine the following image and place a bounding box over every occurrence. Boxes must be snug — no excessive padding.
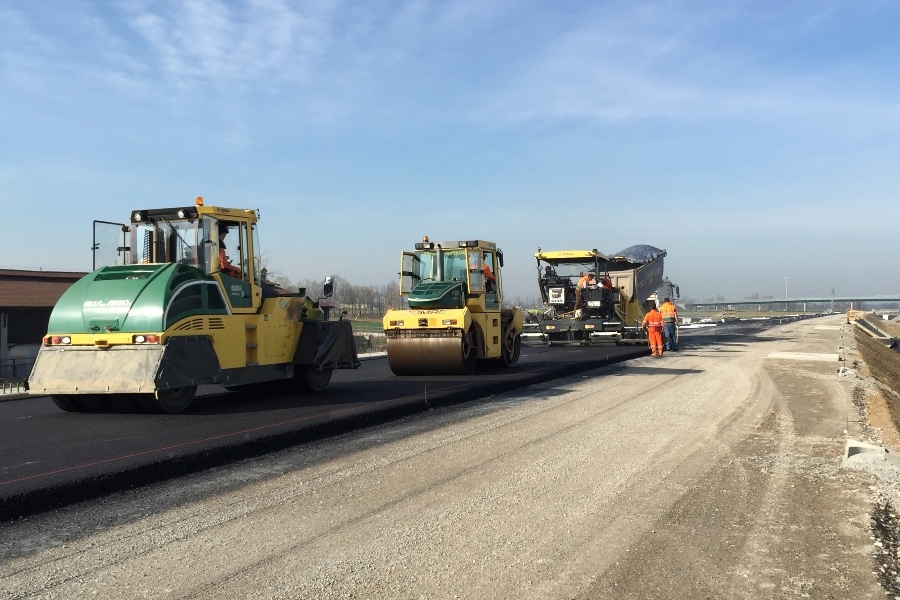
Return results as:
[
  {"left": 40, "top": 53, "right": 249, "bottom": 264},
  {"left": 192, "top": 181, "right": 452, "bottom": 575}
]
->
[
  {"left": 642, "top": 302, "right": 664, "bottom": 357},
  {"left": 574, "top": 272, "right": 594, "bottom": 319},
  {"left": 660, "top": 297, "right": 679, "bottom": 351}
]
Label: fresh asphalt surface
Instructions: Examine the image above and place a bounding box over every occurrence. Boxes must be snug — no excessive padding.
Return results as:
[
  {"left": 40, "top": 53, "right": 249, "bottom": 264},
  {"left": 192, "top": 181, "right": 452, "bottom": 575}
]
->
[{"left": 0, "top": 318, "right": 809, "bottom": 521}]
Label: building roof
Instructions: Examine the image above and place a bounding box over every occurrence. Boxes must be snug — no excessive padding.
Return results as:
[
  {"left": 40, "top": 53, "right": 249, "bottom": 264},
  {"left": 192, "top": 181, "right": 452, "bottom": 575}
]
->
[{"left": 0, "top": 269, "right": 87, "bottom": 309}]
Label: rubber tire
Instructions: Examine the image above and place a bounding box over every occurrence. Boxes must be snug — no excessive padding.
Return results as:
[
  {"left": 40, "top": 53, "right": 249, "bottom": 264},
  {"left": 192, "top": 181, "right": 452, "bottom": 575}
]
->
[
  {"left": 77, "top": 394, "right": 112, "bottom": 413},
  {"left": 501, "top": 327, "right": 521, "bottom": 367},
  {"left": 90, "top": 393, "right": 137, "bottom": 413},
  {"left": 153, "top": 386, "right": 197, "bottom": 414},
  {"left": 297, "top": 366, "right": 333, "bottom": 392},
  {"left": 111, "top": 394, "right": 150, "bottom": 413},
  {"left": 137, "top": 394, "right": 164, "bottom": 413},
  {"left": 51, "top": 395, "right": 86, "bottom": 412}
]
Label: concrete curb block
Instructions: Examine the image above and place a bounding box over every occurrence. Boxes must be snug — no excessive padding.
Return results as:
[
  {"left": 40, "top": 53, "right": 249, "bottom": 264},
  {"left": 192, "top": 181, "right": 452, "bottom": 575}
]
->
[{"left": 843, "top": 439, "right": 900, "bottom": 482}]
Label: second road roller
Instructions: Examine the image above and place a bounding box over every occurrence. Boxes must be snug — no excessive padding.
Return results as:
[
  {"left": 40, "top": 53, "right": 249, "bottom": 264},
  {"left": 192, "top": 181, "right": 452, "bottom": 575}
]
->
[{"left": 382, "top": 237, "right": 524, "bottom": 375}]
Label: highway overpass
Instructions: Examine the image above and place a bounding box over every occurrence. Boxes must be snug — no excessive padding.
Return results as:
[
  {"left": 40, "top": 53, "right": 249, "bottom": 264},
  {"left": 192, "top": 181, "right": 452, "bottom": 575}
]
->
[{"left": 689, "top": 296, "right": 900, "bottom": 312}]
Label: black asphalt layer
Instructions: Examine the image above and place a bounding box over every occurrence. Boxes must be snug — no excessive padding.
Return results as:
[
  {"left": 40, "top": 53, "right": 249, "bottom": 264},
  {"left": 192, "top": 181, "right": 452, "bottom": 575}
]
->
[{"left": 0, "top": 316, "right": 814, "bottom": 521}]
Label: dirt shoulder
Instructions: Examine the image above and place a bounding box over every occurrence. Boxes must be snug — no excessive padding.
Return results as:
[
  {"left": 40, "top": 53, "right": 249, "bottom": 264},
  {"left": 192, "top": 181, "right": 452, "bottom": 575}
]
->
[
  {"left": 850, "top": 313, "right": 900, "bottom": 448},
  {"left": 0, "top": 315, "right": 896, "bottom": 599}
]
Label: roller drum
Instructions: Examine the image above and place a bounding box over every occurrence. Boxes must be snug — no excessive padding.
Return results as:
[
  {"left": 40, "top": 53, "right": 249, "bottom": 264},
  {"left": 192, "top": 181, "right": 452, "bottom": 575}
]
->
[{"left": 387, "top": 331, "right": 476, "bottom": 375}]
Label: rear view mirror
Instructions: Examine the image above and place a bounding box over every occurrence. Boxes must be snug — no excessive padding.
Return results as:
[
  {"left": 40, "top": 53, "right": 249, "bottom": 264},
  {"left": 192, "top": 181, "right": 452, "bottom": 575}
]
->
[{"left": 323, "top": 276, "right": 334, "bottom": 298}]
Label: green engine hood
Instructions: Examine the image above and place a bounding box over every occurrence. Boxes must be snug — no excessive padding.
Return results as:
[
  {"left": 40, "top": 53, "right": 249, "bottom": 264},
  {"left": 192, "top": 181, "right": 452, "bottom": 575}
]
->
[
  {"left": 47, "top": 264, "right": 215, "bottom": 334},
  {"left": 407, "top": 281, "right": 466, "bottom": 309}
]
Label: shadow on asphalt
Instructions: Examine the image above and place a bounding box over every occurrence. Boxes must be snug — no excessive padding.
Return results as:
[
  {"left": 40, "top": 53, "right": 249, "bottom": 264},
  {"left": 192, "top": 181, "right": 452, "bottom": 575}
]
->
[{"left": 615, "top": 366, "right": 705, "bottom": 376}]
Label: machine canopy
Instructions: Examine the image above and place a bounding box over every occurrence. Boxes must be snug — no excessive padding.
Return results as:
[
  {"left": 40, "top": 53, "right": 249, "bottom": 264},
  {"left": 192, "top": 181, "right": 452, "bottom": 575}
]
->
[{"left": 608, "top": 245, "right": 665, "bottom": 265}]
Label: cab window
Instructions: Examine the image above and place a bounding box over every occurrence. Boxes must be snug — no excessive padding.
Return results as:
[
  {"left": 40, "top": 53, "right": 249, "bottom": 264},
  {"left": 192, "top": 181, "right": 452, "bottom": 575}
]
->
[{"left": 130, "top": 219, "right": 198, "bottom": 265}]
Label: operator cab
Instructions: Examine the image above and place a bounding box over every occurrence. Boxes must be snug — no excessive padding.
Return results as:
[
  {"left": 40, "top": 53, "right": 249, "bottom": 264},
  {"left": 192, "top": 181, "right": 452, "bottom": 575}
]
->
[
  {"left": 92, "top": 197, "right": 264, "bottom": 311},
  {"left": 534, "top": 248, "right": 617, "bottom": 318},
  {"left": 399, "top": 237, "right": 504, "bottom": 306}
]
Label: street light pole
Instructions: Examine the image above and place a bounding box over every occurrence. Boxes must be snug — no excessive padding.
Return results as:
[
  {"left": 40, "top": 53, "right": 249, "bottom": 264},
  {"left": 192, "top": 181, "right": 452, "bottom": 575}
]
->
[{"left": 785, "top": 276, "right": 788, "bottom": 300}]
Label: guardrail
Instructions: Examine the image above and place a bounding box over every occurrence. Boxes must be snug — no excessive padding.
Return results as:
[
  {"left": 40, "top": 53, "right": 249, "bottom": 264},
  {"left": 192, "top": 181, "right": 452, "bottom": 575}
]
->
[
  {"left": 355, "top": 333, "right": 386, "bottom": 353},
  {"left": 0, "top": 357, "right": 34, "bottom": 383},
  {"left": 1, "top": 379, "right": 26, "bottom": 395}
]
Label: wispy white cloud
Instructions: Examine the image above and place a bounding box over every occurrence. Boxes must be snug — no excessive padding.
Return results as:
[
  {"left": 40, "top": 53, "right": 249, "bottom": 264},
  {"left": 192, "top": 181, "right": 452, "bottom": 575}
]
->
[
  {"left": 0, "top": 8, "right": 60, "bottom": 91},
  {"left": 0, "top": 1, "right": 520, "bottom": 127},
  {"left": 119, "top": 0, "right": 336, "bottom": 86},
  {"left": 477, "top": 2, "right": 900, "bottom": 129}
]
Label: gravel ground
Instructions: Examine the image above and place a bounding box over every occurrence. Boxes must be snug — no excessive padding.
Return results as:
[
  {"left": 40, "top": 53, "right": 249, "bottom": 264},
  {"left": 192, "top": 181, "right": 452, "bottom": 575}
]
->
[{"left": 1, "top": 314, "right": 898, "bottom": 599}]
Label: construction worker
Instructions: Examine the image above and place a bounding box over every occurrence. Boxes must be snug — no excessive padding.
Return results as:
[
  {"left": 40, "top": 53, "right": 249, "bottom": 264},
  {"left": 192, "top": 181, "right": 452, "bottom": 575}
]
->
[
  {"left": 660, "top": 296, "right": 679, "bottom": 351},
  {"left": 482, "top": 261, "right": 495, "bottom": 283},
  {"left": 642, "top": 302, "right": 664, "bottom": 357},
  {"left": 482, "top": 256, "right": 496, "bottom": 292},
  {"left": 218, "top": 223, "right": 242, "bottom": 278},
  {"left": 574, "top": 272, "right": 594, "bottom": 318},
  {"left": 577, "top": 272, "right": 593, "bottom": 290}
]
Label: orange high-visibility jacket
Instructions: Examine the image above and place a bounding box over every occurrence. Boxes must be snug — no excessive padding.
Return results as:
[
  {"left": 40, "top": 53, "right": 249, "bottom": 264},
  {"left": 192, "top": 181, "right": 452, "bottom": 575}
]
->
[
  {"left": 577, "top": 274, "right": 592, "bottom": 290},
  {"left": 219, "top": 244, "right": 240, "bottom": 277},
  {"left": 660, "top": 301, "right": 678, "bottom": 323},
  {"left": 642, "top": 309, "right": 663, "bottom": 330}
]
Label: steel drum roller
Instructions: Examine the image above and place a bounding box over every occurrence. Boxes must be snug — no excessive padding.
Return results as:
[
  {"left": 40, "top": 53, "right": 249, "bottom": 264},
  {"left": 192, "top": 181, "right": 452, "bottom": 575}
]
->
[{"left": 387, "top": 331, "right": 476, "bottom": 375}]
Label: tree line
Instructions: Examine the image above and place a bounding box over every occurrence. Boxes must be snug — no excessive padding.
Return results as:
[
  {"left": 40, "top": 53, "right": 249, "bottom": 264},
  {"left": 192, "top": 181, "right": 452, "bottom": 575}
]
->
[
  {"left": 269, "top": 274, "right": 403, "bottom": 319},
  {"left": 268, "top": 273, "right": 546, "bottom": 318}
]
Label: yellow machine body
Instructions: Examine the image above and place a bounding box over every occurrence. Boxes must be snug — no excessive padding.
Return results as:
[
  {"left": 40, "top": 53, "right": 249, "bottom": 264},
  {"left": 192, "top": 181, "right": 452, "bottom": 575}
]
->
[
  {"left": 29, "top": 197, "right": 358, "bottom": 413},
  {"left": 527, "top": 245, "right": 666, "bottom": 345},
  {"left": 382, "top": 238, "right": 523, "bottom": 375}
]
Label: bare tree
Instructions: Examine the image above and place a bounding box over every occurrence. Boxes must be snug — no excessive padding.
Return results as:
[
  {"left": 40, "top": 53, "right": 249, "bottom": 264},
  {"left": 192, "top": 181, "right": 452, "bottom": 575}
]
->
[
  {"left": 267, "top": 274, "right": 290, "bottom": 290},
  {"left": 255, "top": 274, "right": 407, "bottom": 320}
]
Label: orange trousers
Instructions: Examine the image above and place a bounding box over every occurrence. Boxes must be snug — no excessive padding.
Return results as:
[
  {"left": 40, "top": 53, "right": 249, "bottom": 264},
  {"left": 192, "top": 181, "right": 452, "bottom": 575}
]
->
[{"left": 647, "top": 328, "right": 663, "bottom": 356}]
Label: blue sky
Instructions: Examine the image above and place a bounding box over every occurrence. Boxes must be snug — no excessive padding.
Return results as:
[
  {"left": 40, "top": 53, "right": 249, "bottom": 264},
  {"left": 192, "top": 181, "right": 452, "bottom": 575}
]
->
[{"left": 1, "top": 0, "right": 897, "bottom": 303}]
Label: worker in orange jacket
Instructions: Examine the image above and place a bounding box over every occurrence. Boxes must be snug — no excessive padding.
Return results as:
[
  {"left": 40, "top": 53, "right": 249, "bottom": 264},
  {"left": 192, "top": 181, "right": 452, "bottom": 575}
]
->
[
  {"left": 574, "top": 272, "right": 594, "bottom": 318},
  {"left": 482, "top": 257, "right": 496, "bottom": 292},
  {"left": 482, "top": 262, "right": 495, "bottom": 283},
  {"left": 659, "top": 297, "right": 679, "bottom": 351},
  {"left": 218, "top": 224, "right": 242, "bottom": 278},
  {"left": 642, "top": 302, "right": 664, "bottom": 357},
  {"left": 577, "top": 272, "right": 593, "bottom": 290}
]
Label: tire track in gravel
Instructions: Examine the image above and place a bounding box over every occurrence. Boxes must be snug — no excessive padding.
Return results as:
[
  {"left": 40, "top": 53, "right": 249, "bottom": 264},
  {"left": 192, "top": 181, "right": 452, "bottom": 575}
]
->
[
  {"left": 180, "top": 350, "right": 770, "bottom": 599},
  {"left": 580, "top": 319, "right": 881, "bottom": 599}
]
